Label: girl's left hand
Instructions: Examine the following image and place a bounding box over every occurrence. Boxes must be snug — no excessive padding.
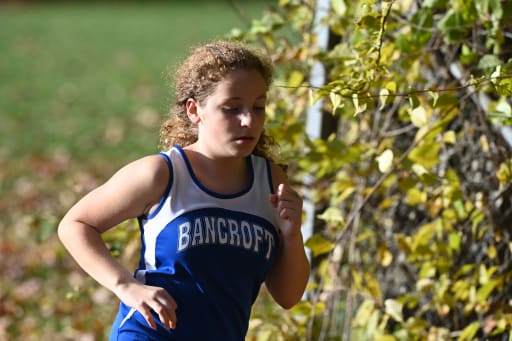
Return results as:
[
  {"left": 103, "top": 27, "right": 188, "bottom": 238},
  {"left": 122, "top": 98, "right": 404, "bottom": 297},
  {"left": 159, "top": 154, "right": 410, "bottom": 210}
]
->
[{"left": 269, "top": 183, "right": 303, "bottom": 239}]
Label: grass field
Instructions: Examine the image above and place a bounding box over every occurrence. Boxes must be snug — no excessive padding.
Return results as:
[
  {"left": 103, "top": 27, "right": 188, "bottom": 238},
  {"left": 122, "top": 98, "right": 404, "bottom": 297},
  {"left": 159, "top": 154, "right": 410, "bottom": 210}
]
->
[
  {"left": 0, "top": 2, "right": 273, "bottom": 339},
  {"left": 0, "top": 1, "right": 268, "bottom": 163}
]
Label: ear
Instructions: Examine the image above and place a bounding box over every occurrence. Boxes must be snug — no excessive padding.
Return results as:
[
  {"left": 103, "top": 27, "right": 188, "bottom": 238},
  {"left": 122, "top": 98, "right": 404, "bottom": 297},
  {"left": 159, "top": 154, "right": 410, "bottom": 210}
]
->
[{"left": 185, "top": 98, "right": 201, "bottom": 124}]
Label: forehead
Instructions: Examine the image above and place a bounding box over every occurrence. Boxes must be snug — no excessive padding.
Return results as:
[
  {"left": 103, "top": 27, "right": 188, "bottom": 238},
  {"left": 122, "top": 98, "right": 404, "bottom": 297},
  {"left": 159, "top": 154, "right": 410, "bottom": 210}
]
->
[{"left": 212, "top": 69, "right": 267, "bottom": 99}]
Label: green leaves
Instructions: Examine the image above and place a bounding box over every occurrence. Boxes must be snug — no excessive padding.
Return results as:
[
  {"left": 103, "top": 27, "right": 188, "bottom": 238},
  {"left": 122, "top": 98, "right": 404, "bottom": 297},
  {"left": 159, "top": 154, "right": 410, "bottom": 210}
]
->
[
  {"left": 438, "top": 10, "right": 467, "bottom": 43},
  {"left": 408, "top": 141, "right": 441, "bottom": 168},
  {"left": 238, "top": 0, "right": 512, "bottom": 339},
  {"left": 458, "top": 322, "right": 480, "bottom": 341},
  {"left": 305, "top": 234, "right": 335, "bottom": 257}
]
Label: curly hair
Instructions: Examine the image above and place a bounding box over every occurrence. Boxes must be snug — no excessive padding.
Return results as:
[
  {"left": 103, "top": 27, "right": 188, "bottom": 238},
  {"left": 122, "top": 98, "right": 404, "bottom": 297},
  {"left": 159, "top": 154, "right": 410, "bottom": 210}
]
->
[{"left": 159, "top": 40, "right": 280, "bottom": 162}]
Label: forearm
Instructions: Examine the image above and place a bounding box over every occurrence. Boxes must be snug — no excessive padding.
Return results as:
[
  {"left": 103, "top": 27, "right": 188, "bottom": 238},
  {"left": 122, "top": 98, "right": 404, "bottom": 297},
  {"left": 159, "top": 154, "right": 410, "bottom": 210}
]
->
[
  {"left": 58, "top": 220, "right": 137, "bottom": 295},
  {"left": 266, "top": 233, "right": 310, "bottom": 309}
]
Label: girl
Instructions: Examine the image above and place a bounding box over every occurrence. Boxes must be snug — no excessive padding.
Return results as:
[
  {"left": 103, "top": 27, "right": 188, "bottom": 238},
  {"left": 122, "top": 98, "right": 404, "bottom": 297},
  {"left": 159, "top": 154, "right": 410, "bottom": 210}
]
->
[{"left": 58, "top": 40, "right": 310, "bottom": 340}]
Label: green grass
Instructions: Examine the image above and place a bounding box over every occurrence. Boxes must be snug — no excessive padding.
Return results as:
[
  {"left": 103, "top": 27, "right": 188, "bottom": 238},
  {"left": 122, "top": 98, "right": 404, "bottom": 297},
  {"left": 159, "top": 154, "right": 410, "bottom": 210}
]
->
[{"left": 0, "top": 1, "right": 267, "bottom": 164}]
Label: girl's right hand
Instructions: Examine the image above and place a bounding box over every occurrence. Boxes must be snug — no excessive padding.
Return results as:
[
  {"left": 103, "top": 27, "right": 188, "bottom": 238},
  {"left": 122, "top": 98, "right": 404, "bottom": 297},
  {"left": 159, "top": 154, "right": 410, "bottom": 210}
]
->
[{"left": 115, "top": 281, "right": 178, "bottom": 330}]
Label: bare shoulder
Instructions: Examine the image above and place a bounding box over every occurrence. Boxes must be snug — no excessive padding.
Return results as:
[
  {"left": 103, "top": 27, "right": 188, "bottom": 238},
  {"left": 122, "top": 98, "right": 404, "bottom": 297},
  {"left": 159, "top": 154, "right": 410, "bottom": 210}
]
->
[
  {"left": 117, "top": 154, "right": 170, "bottom": 188},
  {"left": 62, "top": 154, "right": 172, "bottom": 233},
  {"left": 108, "top": 154, "right": 172, "bottom": 204}
]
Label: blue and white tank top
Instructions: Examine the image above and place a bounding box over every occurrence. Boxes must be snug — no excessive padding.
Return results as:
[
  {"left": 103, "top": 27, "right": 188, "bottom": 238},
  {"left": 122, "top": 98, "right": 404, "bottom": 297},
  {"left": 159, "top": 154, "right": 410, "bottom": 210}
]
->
[{"left": 129, "top": 145, "right": 280, "bottom": 339}]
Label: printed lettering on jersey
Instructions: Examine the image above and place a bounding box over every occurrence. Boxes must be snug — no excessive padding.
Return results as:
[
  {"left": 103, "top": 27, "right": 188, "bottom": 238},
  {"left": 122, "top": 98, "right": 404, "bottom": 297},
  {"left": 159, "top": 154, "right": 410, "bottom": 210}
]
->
[
  {"left": 153, "top": 207, "right": 279, "bottom": 267},
  {"left": 177, "top": 214, "right": 275, "bottom": 259}
]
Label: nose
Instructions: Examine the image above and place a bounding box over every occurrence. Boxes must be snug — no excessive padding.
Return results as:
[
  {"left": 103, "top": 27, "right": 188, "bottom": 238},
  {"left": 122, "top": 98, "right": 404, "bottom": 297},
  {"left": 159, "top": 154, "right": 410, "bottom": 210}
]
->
[{"left": 239, "top": 110, "right": 253, "bottom": 127}]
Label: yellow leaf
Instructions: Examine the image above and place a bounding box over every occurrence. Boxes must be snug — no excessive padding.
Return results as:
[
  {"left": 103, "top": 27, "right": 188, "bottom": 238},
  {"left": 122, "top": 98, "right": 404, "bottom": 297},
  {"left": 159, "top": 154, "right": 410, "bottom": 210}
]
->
[
  {"left": 352, "top": 269, "right": 363, "bottom": 289},
  {"left": 416, "top": 278, "right": 434, "bottom": 291},
  {"left": 443, "top": 130, "right": 456, "bottom": 144},
  {"left": 395, "top": 234, "right": 412, "bottom": 254},
  {"left": 353, "top": 300, "right": 375, "bottom": 327},
  {"left": 330, "top": 91, "right": 343, "bottom": 111},
  {"left": 495, "top": 96, "right": 512, "bottom": 115},
  {"left": 477, "top": 279, "right": 500, "bottom": 303},
  {"left": 356, "top": 230, "right": 375, "bottom": 242},
  {"left": 375, "top": 336, "right": 398, "bottom": 341},
  {"left": 458, "top": 321, "right": 480, "bottom": 341},
  {"left": 352, "top": 93, "right": 367, "bottom": 115},
  {"left": 332, "top": 0, "right": 347, "bottom": 16},
  {"left": 406, "top": 187, "right": 427, "bottom": 205},
  {"left": 479, "top": 264, "right": 490, "bottom": 285},
  {"left": 488, "top": 245, "right": 497, "bottom": 259},
  {"left": 479, "top": 134, "right": 489, "bottom": 152},
  {"left": 449, "top": 232, "right": 461, "bottom": 250},
  {"left": 496, "top": 160, "right": 512, "bottom": 184},
  {"left": 337, "top": 186, "right": 355, "bottom": 202},
  {"left": 385, "top": 299, "right": 403, "bottom": 323},
  {"left": 410, "top": 106, "right": 428, "bottom": 127},
  {"left": 412, "top": 163, "right": 428, "bottom": 176},
  {"left": 408, "top": 141, "right": 441, "bottom": 168},
  {"left": 376, "top": 149, "right": 394, "bottom": 173},
  {"left": 287, "top": 70, "right": 304, "bottom": 87},
  {"left": 378, "top": 244, "right": 393, "bottom": 266},
  {"left": 419, "top": 261, "right": 436, "bottom": 279},
  {"left": 385, "top": 81, "right": 397, "bottom": 93},
  {"left": 491, "top": 64, "right": 501, "bottom": 80},
  {"left": 317, "top": 207, "right": 345, "bottom": 225},
  {"left": 429, "top": 90, "right": 439, "bottom": 107},
  {"left": 452, "top": 280, "right": 470, "bottom": 300},
  {"left": 411, "top": 221, "right": 436, "bottom": 251},
  {"left": 379, "top": 88, "right": 389, "bottom": 110},
  {"left": 305, "top": 234, "right": 335, "bottom": 257},
  {"left": 365, "top": 274, "right": 382, "bottom": 302}
]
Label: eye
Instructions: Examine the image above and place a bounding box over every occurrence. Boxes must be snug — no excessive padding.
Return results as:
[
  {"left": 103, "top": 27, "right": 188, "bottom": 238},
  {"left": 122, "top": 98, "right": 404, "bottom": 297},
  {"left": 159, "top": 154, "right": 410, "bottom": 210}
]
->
[
  {"left": 221, "top": 106, "right": 241, "bottom": 114},
  {"left": 254, "top": 106, "right": 266, "bottom": 114}
]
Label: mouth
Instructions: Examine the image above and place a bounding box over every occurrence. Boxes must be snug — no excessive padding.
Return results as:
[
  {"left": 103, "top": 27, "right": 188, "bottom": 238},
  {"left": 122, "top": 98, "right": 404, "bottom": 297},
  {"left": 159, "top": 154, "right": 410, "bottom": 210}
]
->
[{"left": 234, "top": 136, "right": 255, "bottom": 144}]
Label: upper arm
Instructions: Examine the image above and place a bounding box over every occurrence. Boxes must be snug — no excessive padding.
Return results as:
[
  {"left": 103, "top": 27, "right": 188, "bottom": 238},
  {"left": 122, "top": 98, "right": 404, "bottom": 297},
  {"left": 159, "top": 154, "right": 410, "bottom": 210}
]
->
[
  {"left": 61, "top": 155, "right": 170, "bottom": 233},
  {"left": 269, "top": 162, "right": 289, "bottom": 193}
]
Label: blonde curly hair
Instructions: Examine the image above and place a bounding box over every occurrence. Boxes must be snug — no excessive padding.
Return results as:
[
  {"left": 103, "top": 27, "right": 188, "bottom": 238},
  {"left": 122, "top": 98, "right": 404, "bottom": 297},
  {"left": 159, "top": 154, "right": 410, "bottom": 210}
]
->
[{"left": 159, "top": 40, "right": 280, "bottom": 162}]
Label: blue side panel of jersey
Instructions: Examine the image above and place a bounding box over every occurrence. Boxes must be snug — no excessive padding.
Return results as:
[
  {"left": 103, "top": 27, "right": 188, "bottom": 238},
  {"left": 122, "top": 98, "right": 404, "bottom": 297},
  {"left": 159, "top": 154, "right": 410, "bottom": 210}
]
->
[{"left": 136, "top": 152, "right": 173, "bottom": 272}]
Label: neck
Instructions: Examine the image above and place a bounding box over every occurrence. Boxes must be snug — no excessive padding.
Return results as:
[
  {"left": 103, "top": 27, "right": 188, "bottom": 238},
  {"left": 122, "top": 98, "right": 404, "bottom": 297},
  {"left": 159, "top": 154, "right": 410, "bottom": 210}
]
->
[
  {"left": 191, "top": 149, "right": 246, "bottom": 173},
  {"left": 182, "top": 145, "right": 251, "bottom": 195}
]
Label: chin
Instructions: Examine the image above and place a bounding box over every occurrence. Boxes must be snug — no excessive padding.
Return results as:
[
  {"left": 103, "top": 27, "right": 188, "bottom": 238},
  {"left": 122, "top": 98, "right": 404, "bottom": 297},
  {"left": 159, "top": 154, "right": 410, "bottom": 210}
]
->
[{"left": 231, "top": 146, "right": 255, "bottom": 158}]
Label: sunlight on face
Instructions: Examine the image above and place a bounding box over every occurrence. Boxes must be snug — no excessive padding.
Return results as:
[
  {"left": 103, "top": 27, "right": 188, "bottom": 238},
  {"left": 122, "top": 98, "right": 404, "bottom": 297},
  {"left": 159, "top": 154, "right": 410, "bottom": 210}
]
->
[{"left": 195, "top": 69, "right": 267, "bottom": 158}]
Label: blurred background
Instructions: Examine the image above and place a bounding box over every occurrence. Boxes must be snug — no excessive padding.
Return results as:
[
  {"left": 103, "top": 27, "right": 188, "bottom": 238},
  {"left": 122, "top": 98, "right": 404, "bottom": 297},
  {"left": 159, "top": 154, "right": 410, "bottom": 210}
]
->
[
  {"left": 4, "top": 1, "right": 512, "bottom": 340},
  {"left": 0, "top": 1, "right": 271, "bottom": 339}
]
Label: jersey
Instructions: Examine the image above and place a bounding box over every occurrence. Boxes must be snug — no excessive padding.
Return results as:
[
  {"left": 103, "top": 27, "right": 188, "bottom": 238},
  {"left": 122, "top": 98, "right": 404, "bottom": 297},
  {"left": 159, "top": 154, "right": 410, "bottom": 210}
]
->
[{"left": 109, "top": 145, "right": 280, "bottom": 341}]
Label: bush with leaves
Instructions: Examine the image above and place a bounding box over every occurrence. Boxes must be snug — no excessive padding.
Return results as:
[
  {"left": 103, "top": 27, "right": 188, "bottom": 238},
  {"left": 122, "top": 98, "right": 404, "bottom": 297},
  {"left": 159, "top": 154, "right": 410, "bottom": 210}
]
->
[{"left": 235, "top": 0, "right": 512, "bottom": 340}]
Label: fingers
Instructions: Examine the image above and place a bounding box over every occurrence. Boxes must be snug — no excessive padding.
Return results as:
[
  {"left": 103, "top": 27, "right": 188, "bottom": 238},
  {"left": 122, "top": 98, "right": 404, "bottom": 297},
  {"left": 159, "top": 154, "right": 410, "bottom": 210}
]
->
[
  {"left": 273, "top": 184, "right": 302, "bottom": 221},
  {"left": 277, "top": 203, "right": 299, "bottom": 220},
  {"left": 135, "top": 286, "right": 178, "bottom": 330},
  {"left": 155, "top": 295, "right": 178, "bottom": 330},
  {"left": 153, "top": 300, "right": 177, "bottom": 330},
  {"left": 277, "top": 184, "right": 300, "bottom": 201},
  {"left": 139, "top": 303, "right": 157, "bottom": 329},
  {"left": 269, "top": 193, "right": 278, "bottom": 207}
]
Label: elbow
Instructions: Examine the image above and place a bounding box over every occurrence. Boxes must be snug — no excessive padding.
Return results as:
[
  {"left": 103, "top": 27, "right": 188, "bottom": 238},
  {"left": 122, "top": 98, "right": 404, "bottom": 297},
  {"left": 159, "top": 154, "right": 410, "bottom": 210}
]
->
[
  {"left": 268, "top": 269, "right": 310, "bottom": 310},
  {"left": 57, "top": 216, "right": 77, "bottom": 246},
  {"left": 57, "top": 219, "right": 70, "bottom": 245},
  {"left": 273, "top": 281, "right": 309, "bottom": 310},
  {"left": 279, "top": 298, "right": 301, "bottom": 310}
]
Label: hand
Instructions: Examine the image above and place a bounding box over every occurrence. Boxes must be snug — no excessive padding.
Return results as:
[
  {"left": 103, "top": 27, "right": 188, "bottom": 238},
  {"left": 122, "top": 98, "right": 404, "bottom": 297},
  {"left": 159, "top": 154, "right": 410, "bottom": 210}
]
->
[
  {"left": 269, "top": 183, "right": 303, "bottom": 239},
  {"left": 115, "top": 281, "right": 178, "bottom": 330}
]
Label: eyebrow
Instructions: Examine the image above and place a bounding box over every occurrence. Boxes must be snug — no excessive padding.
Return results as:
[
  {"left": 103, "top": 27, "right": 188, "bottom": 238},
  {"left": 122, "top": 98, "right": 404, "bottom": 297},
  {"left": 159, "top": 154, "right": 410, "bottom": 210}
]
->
[{"left": 223, "top": 95, "right": 267, "bottom": 101}]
